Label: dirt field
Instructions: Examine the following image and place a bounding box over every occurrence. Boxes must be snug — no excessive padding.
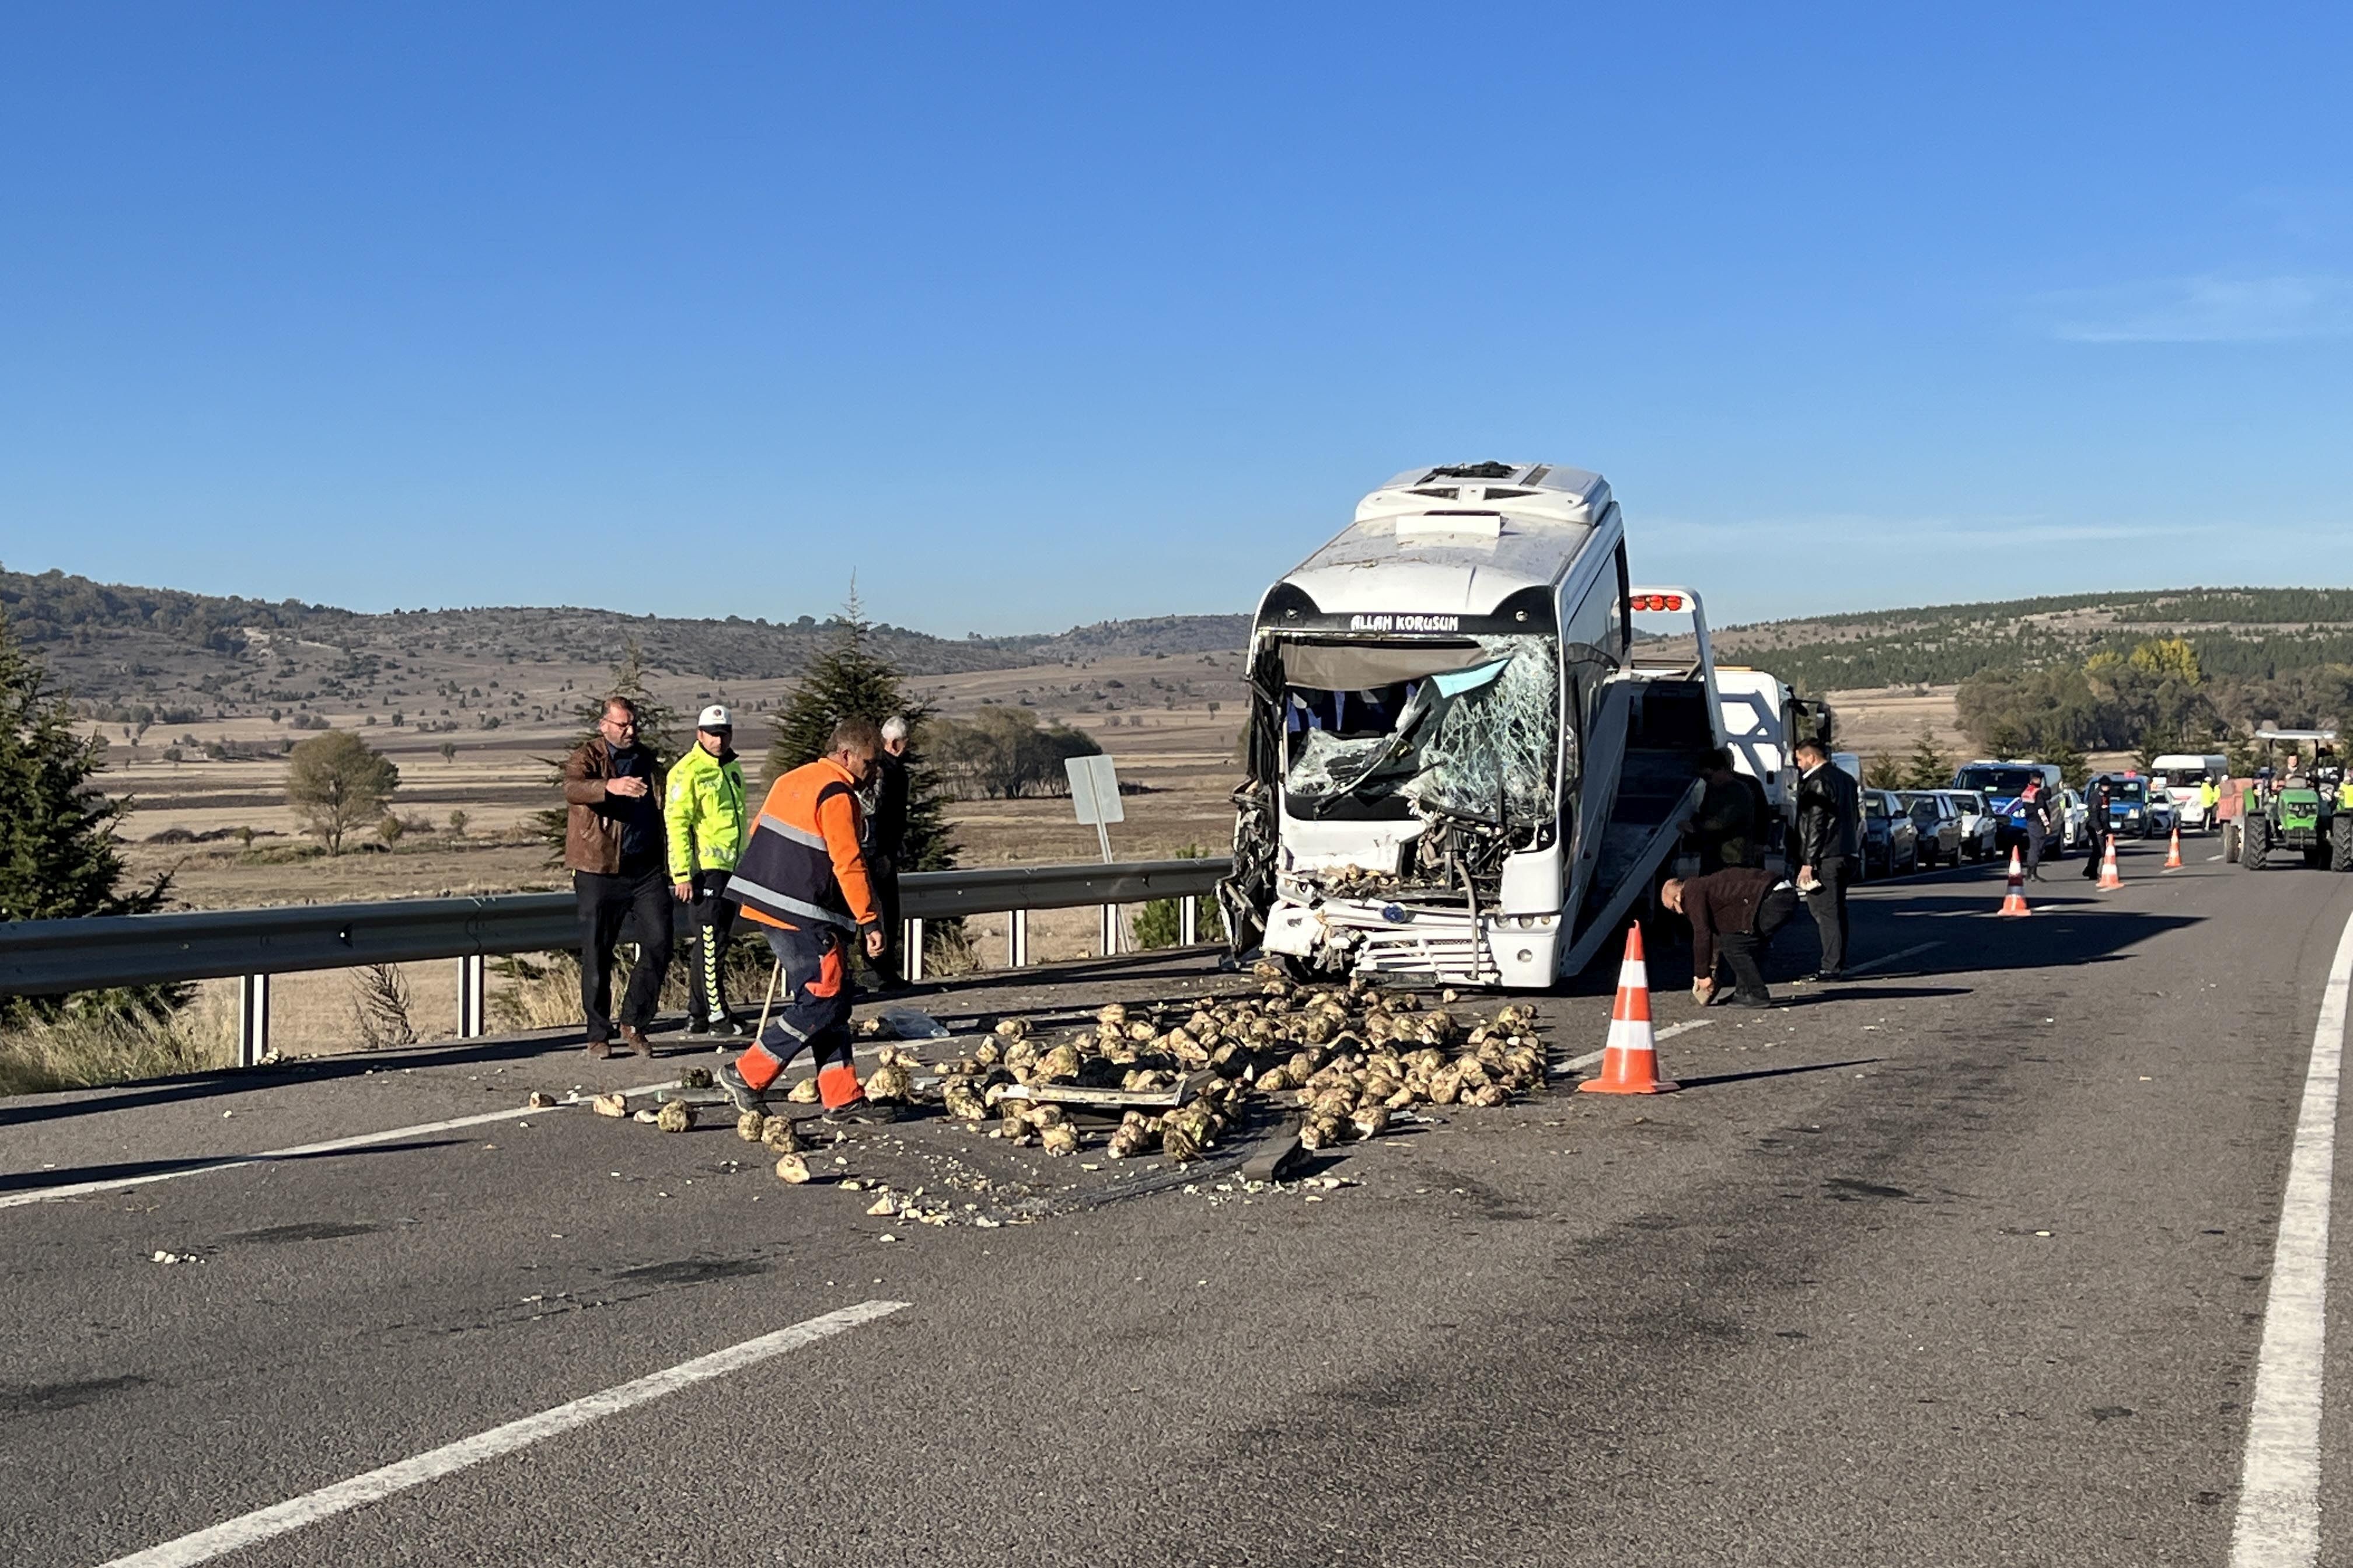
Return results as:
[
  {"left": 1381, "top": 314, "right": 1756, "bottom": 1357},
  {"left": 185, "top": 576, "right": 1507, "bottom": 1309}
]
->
[{"left": 84, "top": 651, "right": 1252, "bottom": 1051}]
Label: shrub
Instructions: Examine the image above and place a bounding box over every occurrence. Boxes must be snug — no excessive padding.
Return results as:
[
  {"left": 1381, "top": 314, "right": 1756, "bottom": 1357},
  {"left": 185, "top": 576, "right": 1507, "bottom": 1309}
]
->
[{"left": 1133, "top": 846, "right": 1226, "bottom": 949}]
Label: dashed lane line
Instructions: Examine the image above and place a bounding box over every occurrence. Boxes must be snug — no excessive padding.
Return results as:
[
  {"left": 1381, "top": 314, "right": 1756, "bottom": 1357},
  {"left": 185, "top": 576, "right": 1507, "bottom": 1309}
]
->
[
  {"left": 1556, "top": 1018, "right": 1715, "bottom": 1074},
  {"left": 1842, "top": 941, "right": 1941, "bottom": 977},
  {"left": 0, "top": 1077, "right": 683, "bottom": 1211},
  {"left": 96, "top": 1301, "right": 910, "bottom": 1567},
  {"left": 2229, "top": 904, "right": 2353, "bottom": 1567}
]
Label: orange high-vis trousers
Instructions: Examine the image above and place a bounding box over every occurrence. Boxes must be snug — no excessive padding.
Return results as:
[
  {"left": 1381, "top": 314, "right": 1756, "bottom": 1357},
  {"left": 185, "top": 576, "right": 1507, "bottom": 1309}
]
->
[{"left": 735, "top": 923, "right": 863, "bottom": 1108}]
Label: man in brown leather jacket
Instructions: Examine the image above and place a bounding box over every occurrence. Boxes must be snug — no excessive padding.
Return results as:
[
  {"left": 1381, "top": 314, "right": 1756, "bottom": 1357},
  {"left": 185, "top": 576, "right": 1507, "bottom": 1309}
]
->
[{"left": 564, "top": 696, "right": 672, "bottom": 1057}]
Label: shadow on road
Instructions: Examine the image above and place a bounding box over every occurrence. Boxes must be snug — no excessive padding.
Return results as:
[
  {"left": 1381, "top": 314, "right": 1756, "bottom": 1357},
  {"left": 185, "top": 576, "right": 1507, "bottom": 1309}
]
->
[
  {"left": 1677, "top": 1057, "right": 1881, "bottom": 1091},
  {"left": 1764, "top": 986, "right": 1974, "bottom": 1007},
  {"left": 0, "top": 1137, "right": 467, "bottom": 1196},
  {"left": 0, "top": 1031, "right": 605, "bottom": 1131}
]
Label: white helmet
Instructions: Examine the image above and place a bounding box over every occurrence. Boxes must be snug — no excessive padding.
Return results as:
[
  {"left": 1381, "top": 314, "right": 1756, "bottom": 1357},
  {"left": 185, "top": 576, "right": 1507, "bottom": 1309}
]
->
[{"left": 697, "top": 705, "right": 733, "bottom": 731}]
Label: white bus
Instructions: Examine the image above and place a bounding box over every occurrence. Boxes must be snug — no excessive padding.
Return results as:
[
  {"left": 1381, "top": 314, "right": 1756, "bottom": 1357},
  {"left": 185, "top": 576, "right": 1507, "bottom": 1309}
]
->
[{"left": 1220, "top": 461, "right": 1722, "bottom": 988}]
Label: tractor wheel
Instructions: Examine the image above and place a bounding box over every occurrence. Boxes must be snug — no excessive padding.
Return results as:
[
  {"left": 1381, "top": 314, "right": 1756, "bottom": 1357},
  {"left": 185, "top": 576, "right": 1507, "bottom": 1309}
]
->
[
  {"left": 2243, "top": 817, "right": 2268, "bottom": 871},
  {"left": 2334, "top": 817, "right": 2353, "bottom": 874},
  {"left": 2223, "top": 820, "right": 2240, "bottom": 863}
]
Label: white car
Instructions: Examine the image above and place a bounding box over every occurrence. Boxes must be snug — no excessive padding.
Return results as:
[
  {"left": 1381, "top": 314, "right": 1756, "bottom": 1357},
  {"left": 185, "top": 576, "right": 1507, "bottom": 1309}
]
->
[
  {"left": 2054, "top": 788, "right": 2089, "bottom": 853},
  {"left": 1937, "top": 788, "right": 2001, "bottom": 861}
]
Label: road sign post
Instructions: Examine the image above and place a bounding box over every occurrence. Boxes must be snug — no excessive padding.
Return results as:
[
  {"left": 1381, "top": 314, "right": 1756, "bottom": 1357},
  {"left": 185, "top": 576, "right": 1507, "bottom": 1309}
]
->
[
  {"left": 1067, "top": 755, "right": 1125, "bottom": 952},
  {"left": 1065, "top": 755, "right": 1123, "bottom": 864}
]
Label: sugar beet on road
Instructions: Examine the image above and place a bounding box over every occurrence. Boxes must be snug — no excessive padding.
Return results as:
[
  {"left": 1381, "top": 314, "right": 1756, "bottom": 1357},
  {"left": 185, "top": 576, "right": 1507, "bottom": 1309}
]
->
[{"left": 3, "top": 839, "right": 2350, "bottom": 1567}]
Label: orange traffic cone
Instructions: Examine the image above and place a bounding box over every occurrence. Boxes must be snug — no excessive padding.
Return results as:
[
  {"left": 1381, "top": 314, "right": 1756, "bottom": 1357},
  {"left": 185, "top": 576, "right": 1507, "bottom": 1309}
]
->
[
  {"left": 1580, "top": 924, "right": 1678, "bottom": 1095},
  {"left": 2097, "top": 833, "right": 2124, "bottom": 890},
  {"left": 1997, "top": 846, "right": 2031, "bottom": 916},
  {"left": 2164, "top": 826, "right": 2183, "bottom": 870}
]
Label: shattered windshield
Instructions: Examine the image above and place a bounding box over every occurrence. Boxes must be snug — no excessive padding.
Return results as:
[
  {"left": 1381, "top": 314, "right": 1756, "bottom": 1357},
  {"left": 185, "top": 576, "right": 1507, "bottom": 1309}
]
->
[{"left": 1281, "top": 635, "right": 1559, "bottom": 837}]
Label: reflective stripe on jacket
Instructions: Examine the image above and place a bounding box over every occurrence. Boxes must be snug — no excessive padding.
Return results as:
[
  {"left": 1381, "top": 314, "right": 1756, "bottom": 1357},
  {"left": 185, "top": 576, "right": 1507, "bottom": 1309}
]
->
[
  {"left": 664, "top": 745, "right": 748, "bottom": 880},
  {"left": 726, "top": 758, "right": 879, "bottom": 933}
]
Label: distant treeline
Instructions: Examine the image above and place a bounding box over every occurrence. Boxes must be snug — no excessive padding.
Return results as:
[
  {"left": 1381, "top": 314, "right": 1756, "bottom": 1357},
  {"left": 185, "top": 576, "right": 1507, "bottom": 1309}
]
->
[
  {"left": 1952, "top": 635, "right": 2353, "bottom": 756},
  {"left": 1718, "top": 586, "right": 2353, "bottom": 703},
  {"left": 0, "top": 564, "right": 1252, "bottom": 688}
]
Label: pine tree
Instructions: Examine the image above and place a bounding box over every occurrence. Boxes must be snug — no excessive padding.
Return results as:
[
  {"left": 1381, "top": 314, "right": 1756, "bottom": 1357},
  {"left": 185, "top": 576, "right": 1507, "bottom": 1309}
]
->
[
  {"left": 2043, "top": 739, "right": 2090, "bottom": 791},
  {"left": 1901, "top": 726, "right": 1951, "bottom": 791},
  {"left": 766, "top": 595, "right": 957, "bottom": 874},
  {"left": 532, "top": 641, "right": 683, "bottom": 863},
  {"left": 0, "top": 606, "right": 173, "bottom": 1019}
]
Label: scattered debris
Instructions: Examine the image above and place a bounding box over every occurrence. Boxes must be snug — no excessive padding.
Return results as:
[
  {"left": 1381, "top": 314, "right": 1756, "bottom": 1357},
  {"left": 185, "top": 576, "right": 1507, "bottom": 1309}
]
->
[
  {"left": 761, "top": 1116, "right": 800, "bottom": 1155},
  {"left": 785, "top": 1077, "right": 821, "bottom": 1104},
  {"left": 632, "top": 1109, "right": 659, "bottom": 1124},
  {"left": 736, "top": 1110, "right": 766, "bottom": 1143},
  {"left": 864, "top": 1046, "right": 919, "bottom": 1104},
  {"left": 149, "top": 1249, "right": 200, "bottom": 1266},
  {"left": 591, "top": 1093, "right": 630, "bottom": 1119},
  {"left": 526, "top": 1091, "right": 556, "bottom": 1109},
  {"left": 926, "top": 980, "right": 1546, "bottom": 1162},
  {"left": 679, "top": 1067, "right": 714, "bottom": 1089},
  {"left": 774, "top": 1154, "right": 812, "bottom": 1184},
  {"left": 655, "top": 1099, "right": 694, "bottom": 1134}
]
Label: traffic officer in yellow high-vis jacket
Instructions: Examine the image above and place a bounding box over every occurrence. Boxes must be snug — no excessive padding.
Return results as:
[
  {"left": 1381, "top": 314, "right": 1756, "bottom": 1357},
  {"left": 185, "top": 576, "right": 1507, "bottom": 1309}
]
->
[
  {"left": 665, "top": 705, "right": 749, "bottom": 1035},
  {"left": 717, "top": 717, "right": 899, "bottom": 1123}
]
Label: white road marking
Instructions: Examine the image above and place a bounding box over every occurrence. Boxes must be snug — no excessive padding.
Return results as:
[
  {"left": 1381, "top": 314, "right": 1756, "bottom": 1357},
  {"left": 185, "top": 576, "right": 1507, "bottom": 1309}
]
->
[
  {"left": 2229, "top": 906, "right": 2353, "bottom": 1567},
  {"left": 1557, "top": 1018, "right": 1714, "bottom": 1074},
  {"left": 2210, "top": 854, "right": 2228, "bottom": 862},
  {"left": 1844, "top": 941, "right": 1941, "bottom": 977},
  {"left": 0, "top": 1077, "right": 681, "bottom": 1211},
  {"left": 98, "top": 1300, "right": 908, "bottom": 1567}
]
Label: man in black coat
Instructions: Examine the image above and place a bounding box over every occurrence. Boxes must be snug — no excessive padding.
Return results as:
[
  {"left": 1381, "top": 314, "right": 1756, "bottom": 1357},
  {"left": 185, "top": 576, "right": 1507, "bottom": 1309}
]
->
[
  {"left": 2019, "top": 777, "right": 2051, "bottom": 881},
  {"left": 2081, "top": 774, "right": 2113, "bottom": 881},
  {"left": 1792, "top": 739, "right": 1860, "bottom": 979},
  {"left": 1692, "top": 748, "right": 1771, "bottom": 872},
  {"left": 1664, "top": 867, "right": 1800, "bottom": 1007},
  {"left": 861, "top": 715, "right": 913, "bottom": 985}
]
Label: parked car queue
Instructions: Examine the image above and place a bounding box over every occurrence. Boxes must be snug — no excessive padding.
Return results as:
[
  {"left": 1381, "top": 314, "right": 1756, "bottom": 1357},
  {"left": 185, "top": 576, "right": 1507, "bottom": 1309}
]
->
[{"left": 1853, "top": 786, "right": 2092, "bottom": 879}]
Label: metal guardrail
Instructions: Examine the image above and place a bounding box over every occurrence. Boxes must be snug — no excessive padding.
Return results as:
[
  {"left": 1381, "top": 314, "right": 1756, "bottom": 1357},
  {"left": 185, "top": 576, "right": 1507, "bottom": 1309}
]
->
[{"left": 0, "top": 856, "right": 1233, "bottom": 1066}]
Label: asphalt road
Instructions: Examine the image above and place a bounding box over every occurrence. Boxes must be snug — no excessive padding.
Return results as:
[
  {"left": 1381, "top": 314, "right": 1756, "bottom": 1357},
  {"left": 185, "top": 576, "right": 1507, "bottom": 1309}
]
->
[{"left": 5, "top": 836, "right": 2352, "bottom": 1567}]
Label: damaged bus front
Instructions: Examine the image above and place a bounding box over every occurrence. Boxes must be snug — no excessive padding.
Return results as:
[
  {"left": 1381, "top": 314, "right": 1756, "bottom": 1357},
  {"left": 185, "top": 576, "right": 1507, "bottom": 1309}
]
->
[{"left": 1220, "top": 462, "right": 1721, "bottom": 989}]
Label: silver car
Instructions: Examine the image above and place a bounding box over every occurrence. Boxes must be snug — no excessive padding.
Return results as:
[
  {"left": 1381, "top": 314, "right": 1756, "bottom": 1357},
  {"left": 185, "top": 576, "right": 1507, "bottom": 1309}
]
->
[
  {"left": 1898, "top": 791, "right": 1965, "bottom": 868},
  {"left": 1936, "top": 788, "right": 2001, "bottom": 861}
]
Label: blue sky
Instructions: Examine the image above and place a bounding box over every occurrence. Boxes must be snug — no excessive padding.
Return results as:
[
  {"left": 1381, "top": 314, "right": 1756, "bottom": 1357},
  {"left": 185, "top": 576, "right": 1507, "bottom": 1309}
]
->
[{"left": 2, "top": 5, "right": 2348, "bottom": 634}]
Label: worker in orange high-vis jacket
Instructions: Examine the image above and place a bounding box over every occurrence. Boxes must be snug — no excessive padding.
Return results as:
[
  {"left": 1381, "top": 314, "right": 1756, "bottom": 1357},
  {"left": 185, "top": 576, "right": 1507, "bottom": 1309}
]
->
[{"left": 717, "top": 717, "right": 902, "bottom": 1124}]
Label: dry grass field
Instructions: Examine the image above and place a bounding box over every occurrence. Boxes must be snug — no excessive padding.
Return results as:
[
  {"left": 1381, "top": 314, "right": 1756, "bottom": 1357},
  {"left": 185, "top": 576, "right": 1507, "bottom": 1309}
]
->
[{"left": 78, "top": 651, "right": 1251, "bottom": 1054}]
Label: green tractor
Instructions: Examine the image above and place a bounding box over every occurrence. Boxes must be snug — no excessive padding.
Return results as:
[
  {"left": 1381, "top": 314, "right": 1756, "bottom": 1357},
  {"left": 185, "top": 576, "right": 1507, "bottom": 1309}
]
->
[{"left": 2239, "top": 727, "right": 2353, "bottom": 872}]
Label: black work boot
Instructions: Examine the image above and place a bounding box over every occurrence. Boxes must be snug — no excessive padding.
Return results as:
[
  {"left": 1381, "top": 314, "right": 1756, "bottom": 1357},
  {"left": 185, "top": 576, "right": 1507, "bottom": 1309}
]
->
[
  {"left": 822, "top": 1097, "right": 906, "bottom": 1126},
  {"left": 717, "top": 1063, "right": 766, "bottom": 1116}
]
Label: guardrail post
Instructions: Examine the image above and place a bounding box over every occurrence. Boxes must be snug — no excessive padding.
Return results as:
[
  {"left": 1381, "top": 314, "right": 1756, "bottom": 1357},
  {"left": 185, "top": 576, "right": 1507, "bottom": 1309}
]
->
[
  {"left": 905, "top": 918, "right": 926, "bottom": 984},
  {"left": 1100, "top": 903, "right": 1120, "bottom": 957},
  {"left": 457, "top": 954, "right": 487, "bottom": 1039},
  {"left": 1007, "top": 909, "right": 1028, "bottom": 969},
  {"left": 236, "top": 973, "right": 271, "bottom": 1067},
  {"left": 1180, "top": 894, "right": 1199, "bottom": 947}
]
